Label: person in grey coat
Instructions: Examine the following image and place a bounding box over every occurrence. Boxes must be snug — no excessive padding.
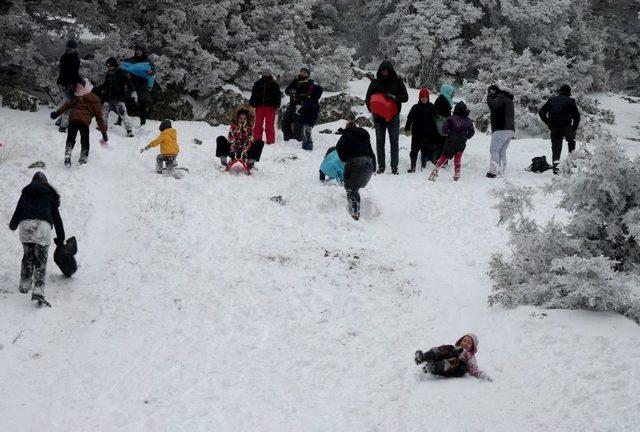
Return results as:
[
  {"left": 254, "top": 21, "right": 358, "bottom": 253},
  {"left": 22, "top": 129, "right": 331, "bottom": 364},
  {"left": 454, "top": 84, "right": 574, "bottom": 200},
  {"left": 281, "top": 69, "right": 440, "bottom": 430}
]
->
[{"left": 486, "top": 85, "right": 515, "bottom": 178}]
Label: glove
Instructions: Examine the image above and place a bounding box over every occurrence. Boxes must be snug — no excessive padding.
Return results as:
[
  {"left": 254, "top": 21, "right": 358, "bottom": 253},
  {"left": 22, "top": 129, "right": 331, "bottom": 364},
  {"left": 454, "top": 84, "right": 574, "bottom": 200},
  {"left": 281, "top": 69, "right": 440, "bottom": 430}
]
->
[
  {"left": 50, "top": 111, "right": 60, "bottom": 120},
  {"left": 139, "top": 146, "right": 147, "bottom": 153},
  {"left": 131, "top": 92, "right": 138, "bottom": 103},
  {"left": 9, "top": 222, "right": 17, "bottom": 231},
  {"left": 385, "top": 93, "right": 397, "bottom": 101},
  {"left": 54, "top": 237, "right": 64, "bottom": 247},
  {"left": 480, "top": 375, "right": 493, "bottom": 382}
]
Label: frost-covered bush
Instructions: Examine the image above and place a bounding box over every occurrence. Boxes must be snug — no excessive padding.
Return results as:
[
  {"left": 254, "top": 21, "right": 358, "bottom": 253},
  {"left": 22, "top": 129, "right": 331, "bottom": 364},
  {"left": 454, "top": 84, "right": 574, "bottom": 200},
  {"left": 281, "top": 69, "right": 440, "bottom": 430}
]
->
[{"left": 489, "top": 141, "right": 640, "bottom": 323}]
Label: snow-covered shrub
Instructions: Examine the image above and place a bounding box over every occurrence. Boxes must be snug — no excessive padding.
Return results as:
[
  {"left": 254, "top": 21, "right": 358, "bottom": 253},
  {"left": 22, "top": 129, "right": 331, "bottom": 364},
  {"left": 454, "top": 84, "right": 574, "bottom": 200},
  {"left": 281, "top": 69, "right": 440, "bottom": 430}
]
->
[{"left": 489, "top": 141, "right": 640, "bottom": 323}]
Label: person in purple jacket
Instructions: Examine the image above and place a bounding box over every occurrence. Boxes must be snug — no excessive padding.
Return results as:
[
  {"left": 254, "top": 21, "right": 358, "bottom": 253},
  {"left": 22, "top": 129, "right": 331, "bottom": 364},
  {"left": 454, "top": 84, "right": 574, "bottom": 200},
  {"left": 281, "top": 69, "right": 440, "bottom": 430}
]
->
[{"left": 428, "top": 101, "right": 475, "bottom": 182}]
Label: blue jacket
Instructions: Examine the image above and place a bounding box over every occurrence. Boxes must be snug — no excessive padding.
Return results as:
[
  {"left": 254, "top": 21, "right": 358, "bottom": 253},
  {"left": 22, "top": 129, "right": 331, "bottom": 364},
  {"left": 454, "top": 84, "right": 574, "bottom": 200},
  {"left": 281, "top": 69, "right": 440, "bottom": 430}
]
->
[
  {"left": 120, "top": 61, "right": 155, "bottom": 89},
  {"left": 320, "top": 147, "right": 345, "bottom": 183}
]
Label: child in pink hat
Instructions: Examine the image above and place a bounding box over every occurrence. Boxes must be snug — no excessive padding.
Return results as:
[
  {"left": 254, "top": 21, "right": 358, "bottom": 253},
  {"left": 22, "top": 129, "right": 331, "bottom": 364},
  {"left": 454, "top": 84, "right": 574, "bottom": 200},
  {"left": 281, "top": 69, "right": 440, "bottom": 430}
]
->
[{"left": 415, "top": 333, "right": 492, "bottom": 381}]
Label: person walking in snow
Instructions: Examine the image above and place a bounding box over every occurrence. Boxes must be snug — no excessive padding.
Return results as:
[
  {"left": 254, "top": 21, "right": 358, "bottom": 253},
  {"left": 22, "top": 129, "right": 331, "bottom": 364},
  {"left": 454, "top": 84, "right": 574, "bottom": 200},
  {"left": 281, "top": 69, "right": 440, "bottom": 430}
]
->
[
  {"left": 404, "top": 88, "right": 439, "bottom": 172},
  {"left": 55, "top": 39, "right": 84, "bottom": 133},
  {"left": 365, "top": 60, "right": 408, "bottom": 175},
  {"left": 282, "top": 67, "right": 314, "bottom": 141},
  {"left": 121, "top": 42, "right": 156, "bottom": 127},
  {"left": 216, "top": 106, "right": 264, "bottom": 170},
  {"left": 538, "top": 84, "right": 581, "bottom": 175},
  {"left": 297, "top": 84, "right": 323, "bottom": 151},
  {"left": 335, "top": 121, "right": 376, "bottom": 220},
  {"left": 249, "top": 68, "right": 281, "bottom": 145},
  {"left": 432, "top": 84, "right": 456, "bottom": 164},
  {"left": 9, "top": 172, "right": 66, "bottom": 306},
  {"left": 140, "top": 119, "right": 179, "bottom": 173},
  {"left": 415, "top": 334, "right": 492, "bottom": 381},
  {"left": 94, "top": 57, "right": 135, "bottom": 137},
  {"left": 428, "top": 102, "right": 475, "bottom": 182},
  {"left": 486, "top": 84, "right": 515, "bottom": 178},
  {"left": 50, "top": 79, "right": 108, "bottom": 168}
]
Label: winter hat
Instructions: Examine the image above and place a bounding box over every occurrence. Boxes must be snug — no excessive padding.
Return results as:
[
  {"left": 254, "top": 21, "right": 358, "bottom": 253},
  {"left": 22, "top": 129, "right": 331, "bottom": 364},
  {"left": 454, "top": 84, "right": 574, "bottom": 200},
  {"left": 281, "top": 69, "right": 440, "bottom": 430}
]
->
[
  {"left": 262, "top": 67, "right": 274, "bottom": 77},
  {"left": 300, "top": 66, "right": 311, "bottom": 75},
  {"left": 487, "top": 84, "right": 500, "bottom": 94},
  {"left": 440, "top": 84, "right": 456, "bottom": 107},
  {"left": 32, "top": 171, "right": 48, "bottom": 184},
  {"left": 66, "top": 39, "right": 78, "bottom": 49},
  {"left": 75, "top": 79, "right": 94, "bottom": 97},
  {"left": 453, "top": 101, "right": 469, "bottom": 116},
  {"left": 159, "top": 119, "right": 172, "bottom": 131},
  {"left": 105, "top": 57, "right": 119, "bottom": 68},
  {"left": 559, "top": 84, "right": 572, "bottom": 96},
  {"left": 418, "top": 88, "right": 430, "bottom": 101},
  {"left": 455, "top": 333, "right": 479, "bottom": 355}
]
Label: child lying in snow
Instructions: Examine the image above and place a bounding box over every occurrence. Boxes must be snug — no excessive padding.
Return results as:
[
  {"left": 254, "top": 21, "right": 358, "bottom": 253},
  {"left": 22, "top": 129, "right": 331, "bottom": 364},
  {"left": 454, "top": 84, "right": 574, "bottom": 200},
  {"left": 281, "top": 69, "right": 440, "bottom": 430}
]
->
[{"left": 415, "top": 333, "right": 492, "bottom": 381}]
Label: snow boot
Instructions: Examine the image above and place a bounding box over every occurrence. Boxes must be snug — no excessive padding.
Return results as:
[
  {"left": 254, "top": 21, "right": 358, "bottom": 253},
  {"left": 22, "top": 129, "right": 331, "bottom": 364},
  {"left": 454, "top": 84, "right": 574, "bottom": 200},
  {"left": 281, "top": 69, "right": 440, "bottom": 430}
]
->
[
  {"left": 346, "top": 190, "right": 360, "bottom": 221},
  {"left": 408, "top": 158, "right": 417, "bottom": 173},
  {"left": 31, "top": 293, "right": 51, "bottom": 307},
  {"left": 115, "top": 117, "right": 122, "bottom": 126},
  {"left": 428, "top": 168, "right": 438, "bottom": 182},
  {"left": 453, "top": 168, "right": 461, "bottom": 181},
  {"left": 392, "top": 168, "right": 399, "bottom": 175},
  {"left": 376, "top": 167, "right": 385, "bottom": 174},
  {"left": 64, "top": 155, "right": 71, "bottom": 168},
  {"left": 140, "top": 118, "right": 146, "bottom": 126},
  {"left": 126, "top": 130, "right": 134, "bottom": 138},
  {"left": 78, "top": 154, "right": 88, "bottom": 165},
  {"left": 486, "top": 172, "right": 497, "bottom": 178},
  {"left": 58, "top": 126, "right": 67, "bottom": 133},
  {"left": 552, "top": 161, "right": 559, "bottom": 175},
  {"left": 415, "top": 350, "right": 424, "bottom": 365}
]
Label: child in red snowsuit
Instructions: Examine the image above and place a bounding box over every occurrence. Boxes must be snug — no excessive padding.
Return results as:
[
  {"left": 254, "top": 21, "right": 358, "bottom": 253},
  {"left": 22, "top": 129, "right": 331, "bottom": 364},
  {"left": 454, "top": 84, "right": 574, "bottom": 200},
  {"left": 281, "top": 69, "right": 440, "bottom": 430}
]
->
[
  {"left": 428, "top": 101, "right": 475, "bottom": 182},
  {"left": 415, "top": 333, "right": 491, "bottom": 380}
]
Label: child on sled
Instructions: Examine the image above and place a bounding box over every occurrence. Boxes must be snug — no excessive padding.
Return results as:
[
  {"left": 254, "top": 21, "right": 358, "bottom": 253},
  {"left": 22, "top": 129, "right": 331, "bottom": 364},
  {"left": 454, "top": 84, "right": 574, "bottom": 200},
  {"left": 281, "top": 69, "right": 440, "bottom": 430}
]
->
[
  {"left": 216, "top": 106, "right": 264, "bottom": 172},
  {"left": 414, "top": 333, "right": 492, "bottom": 381}
]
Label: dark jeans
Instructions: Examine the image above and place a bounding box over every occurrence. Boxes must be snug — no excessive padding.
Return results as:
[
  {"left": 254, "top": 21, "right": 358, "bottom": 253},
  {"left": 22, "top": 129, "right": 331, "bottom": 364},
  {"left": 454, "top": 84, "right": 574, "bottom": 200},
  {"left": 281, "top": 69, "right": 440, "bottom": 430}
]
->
[
  {"left": 57, "top": 84, "right": 76, "bottom": 128},
  {"left": 282, "top": 103, "right": 303, "bottom": 141},
  {"left": 66, "top": 122, "right": 90, "bottom": 159},
  {"left": 374, "top": 115, "right": 400, "bottom": 171},
  {"left": 216, "top": 137, "right": 264, "bottom": 162},
  {"left": 302, "top": 125, "right": 313, "bottom": 150},
  {"left": 420, "top": 345, "right": 468, "bottom": 378},
  {"left": 156, "top": 154, "right": 177, "bottom": 173},
  {"left": 20, "top": 243, "right": 49, "bottom": 296},
  {"left": 344, "top": 156, "right": 374, "bottom": 214},
  {"left": 410, "top": 135, "right": 436, "bottom": 168},
  {"left": 550, "top": 126, "right": 576, "bottom": 162}
]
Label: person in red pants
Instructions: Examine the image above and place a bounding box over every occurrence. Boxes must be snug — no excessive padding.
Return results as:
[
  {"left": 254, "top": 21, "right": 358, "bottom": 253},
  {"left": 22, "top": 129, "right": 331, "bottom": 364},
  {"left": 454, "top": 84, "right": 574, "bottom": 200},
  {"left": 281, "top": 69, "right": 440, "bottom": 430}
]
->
[
  {"left": 250, "top": 68, "right": 282, "bottom": 145},
  {"left": 428, "top": 101, "right": 475, "bottom": 182}
]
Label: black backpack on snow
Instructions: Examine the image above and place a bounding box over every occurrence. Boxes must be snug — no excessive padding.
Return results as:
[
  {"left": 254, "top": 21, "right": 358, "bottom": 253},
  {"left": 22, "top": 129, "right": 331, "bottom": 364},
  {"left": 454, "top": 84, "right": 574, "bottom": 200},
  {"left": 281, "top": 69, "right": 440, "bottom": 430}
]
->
[
  {"left": 525, "top": 156, "right": 552, "bottom": 173},
  {"left": 54, "top": 237, "right": 78, "bottom": 277}
]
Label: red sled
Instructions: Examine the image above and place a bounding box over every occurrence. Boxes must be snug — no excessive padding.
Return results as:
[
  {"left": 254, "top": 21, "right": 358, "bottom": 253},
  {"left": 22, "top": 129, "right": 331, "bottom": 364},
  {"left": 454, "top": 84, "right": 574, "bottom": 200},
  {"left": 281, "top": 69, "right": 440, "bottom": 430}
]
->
[
  {"left": 225, "top": 158, "right": 251, "bottom": 175},
  {"left": 370, "top": 93, "right": 398, "bottom": 122}
]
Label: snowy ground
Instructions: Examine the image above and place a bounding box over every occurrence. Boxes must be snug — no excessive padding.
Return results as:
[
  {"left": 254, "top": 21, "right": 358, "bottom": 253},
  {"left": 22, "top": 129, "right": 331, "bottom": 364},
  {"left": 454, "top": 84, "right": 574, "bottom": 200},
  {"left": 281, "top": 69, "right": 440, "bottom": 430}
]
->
[{"left": 1, "top": 85, "right": 639, "bottom": 431}]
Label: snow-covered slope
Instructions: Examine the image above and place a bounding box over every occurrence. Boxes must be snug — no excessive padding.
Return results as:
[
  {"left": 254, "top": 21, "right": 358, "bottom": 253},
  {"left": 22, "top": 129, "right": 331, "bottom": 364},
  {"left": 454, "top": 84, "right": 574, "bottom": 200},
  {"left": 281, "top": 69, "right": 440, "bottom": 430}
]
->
[{"left": 0, "top": 89, "right": 639, "bottom": 431}]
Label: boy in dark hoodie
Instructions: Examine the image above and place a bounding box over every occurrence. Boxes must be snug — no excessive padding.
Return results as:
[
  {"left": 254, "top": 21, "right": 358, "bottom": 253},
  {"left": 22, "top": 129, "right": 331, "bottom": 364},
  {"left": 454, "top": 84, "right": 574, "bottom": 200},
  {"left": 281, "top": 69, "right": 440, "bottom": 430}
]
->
[
  {"left": 297, "top": 84, "right": 323, "bottom": 151},
  {"left": 365, "top": 60, "right": 408, "bottom": 174},
  {"left": 404, "top": 88, "right": 439, "bottom": 172},
  {"left": 428, "top": 102, "right": 475, "bottom": 182}
]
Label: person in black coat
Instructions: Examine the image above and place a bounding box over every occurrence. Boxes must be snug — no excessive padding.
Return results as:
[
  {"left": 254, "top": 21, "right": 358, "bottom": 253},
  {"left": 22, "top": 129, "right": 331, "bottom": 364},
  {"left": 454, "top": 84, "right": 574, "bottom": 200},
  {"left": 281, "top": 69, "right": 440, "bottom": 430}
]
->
[
  {"left": 94, "top": 57, "right": 135, "bottom": 137},
  {"left": 486, "top": 85, "right": 515, "bottom": 177},
  {"left": 9, "top": 172, "right": 65, "bottom": 304},
  {"left": 55, "top": 40, "right": 83, "bottom": 133},
  {"left": 336, "top": 122, "right": 376, "bottom": 220},
  {"left": 250, "top": 68, "right": 282, "bottom": 144},
  {"left": 124, "top": 42, "right": 156, "bottom": 126},
  {"left": 404, "top": 88, "right": 439, "bottom": 171},
  {"left": 365, "top": 60, "right": 408, "bottom": 174},
  {"left": 297, "top": 84, "right": 323, "bottom": 151},
  {"left": 282, "top": 67, "right": 314, "bottom": 141},
  {"left": 539, "top": 84, "right": 581, "bottom": 174}
]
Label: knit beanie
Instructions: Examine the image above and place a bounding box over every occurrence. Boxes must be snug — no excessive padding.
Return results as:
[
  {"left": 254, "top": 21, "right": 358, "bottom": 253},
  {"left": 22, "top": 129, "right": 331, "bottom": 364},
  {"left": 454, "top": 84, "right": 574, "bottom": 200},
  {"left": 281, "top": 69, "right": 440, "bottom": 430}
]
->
[
  {"left": 418, "top": 88, "right": 430, "bottom": 101},
  {"left": 105, "top": 57, "right": 119, "bottom": 68}
]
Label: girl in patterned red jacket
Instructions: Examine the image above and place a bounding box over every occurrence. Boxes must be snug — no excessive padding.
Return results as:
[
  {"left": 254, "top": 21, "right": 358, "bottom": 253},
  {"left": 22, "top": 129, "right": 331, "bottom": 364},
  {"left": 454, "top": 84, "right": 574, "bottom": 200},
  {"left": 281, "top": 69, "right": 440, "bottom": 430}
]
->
[
  {"left": 414, "top": 333, "right": 492, "bottom": 381},
  {"left": 216, "top": 106, "right": 264, "bottom": 169}
]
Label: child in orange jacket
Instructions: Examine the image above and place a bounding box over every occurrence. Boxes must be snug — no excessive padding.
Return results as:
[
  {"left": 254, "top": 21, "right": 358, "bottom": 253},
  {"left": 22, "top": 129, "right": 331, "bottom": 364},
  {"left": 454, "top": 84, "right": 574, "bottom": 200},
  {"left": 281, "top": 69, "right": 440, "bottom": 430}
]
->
[{"left": 140, "top": 119, "right": 180, "bottom": 173}]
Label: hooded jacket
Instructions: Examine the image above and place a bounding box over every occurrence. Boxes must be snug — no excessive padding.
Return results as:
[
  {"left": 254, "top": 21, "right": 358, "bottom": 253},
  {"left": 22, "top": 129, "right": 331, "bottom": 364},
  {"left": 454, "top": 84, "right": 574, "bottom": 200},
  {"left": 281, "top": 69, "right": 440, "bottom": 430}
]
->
[
  {"left": 10, "top": 179, "right": 65, "bottom": 241},
  {"left": 250, "top": 75, "right": 282, "bottom": 108},
  {"left": 538, "top": 93, "right": 580, "bottom": 130},
  {"left": 54, "top": 93, "right": 107, "bottom": 133},
  {"left": 336, "top": 126, "right": 376, "bottom": 168},
  {"left": 487, "top": 90, "right": 515, "bottom": 132},
  {"left": 405, "top": 100, "right": 439, "bottom": 139},
  {"left": 57, "top": 48, "right": 82, "bottom": 87},
  {"left": 454, "top": 333, "right": 487, "bottom": 379},
  {"left": 226, "top": 106, "right": 255, "bottom": 152},
  {"left": 298, "top": 84, "right": 323, "bottom": 126},
  {"left": 285, "top": 76, "right": 314, "bottom": 104},
  {"left": 365, "top": 61, "right": 409, "bottom": 115},
  {"left": 443, "top": 103, "right": 475, "bottom": 146},
  {"left": 147, "top": 128, "right": 179, "bottom": 156},
  {"left": 434, "top": 84, "right": 456, "bottom": 118}
]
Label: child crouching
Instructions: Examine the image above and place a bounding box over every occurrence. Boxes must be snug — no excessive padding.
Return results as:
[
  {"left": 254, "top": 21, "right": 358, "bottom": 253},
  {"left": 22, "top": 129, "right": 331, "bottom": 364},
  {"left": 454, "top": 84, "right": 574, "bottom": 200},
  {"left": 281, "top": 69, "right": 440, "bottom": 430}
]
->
[
  {"left": 415, "top": 333, "right": 492, "bottom": 381},
  {"left": 140, "top": 119, "right": 179, "bottom": 173}
]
